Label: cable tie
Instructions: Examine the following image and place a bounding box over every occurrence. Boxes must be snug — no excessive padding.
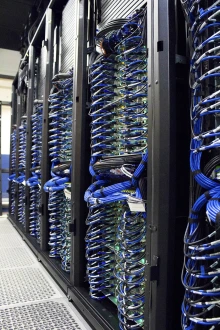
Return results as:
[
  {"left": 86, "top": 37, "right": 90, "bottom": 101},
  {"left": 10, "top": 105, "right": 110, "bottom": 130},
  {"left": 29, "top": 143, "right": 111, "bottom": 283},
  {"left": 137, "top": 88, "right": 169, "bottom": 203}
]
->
[
  {"left": 192, "top": 169, "right": 201, "bottom": 176},
  {"left": 191, "top": 209, "right": 199, "bottom": 215},
  {"left": 188, "top": 217, "right": 201, "bottom": 224},
  {"left": 100, "top": 186, "right": 105, "bottom": 197},
  {"left": 204, "top": 191, "right": 211, "bottom": 200},
  {"left": 141, "top": 160, "right": 147, "bottom": 166}
]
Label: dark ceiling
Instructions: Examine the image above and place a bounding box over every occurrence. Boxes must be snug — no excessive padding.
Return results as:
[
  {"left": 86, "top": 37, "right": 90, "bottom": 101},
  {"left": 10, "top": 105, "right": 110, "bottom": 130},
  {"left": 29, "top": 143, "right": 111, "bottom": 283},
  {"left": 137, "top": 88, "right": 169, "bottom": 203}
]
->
[{"left": 0, "top": 0, "right": 49, "bottom": 52}]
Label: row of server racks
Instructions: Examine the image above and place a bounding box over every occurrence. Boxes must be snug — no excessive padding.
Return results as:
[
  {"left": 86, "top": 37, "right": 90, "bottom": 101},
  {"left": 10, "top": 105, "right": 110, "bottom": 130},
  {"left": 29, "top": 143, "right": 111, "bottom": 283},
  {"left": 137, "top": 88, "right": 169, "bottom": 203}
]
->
[{"left": 8, "top": 1, "right": 190, "bottom": 330}]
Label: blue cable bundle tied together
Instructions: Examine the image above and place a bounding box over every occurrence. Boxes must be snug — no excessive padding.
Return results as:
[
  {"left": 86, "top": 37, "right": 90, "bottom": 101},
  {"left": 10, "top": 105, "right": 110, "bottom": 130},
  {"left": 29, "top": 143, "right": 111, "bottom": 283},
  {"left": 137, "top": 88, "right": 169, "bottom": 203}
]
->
[
  {"left": 85, "top": 202, "right": 121, "bottom": 299},
  {"left": 9, "top": 127, "right": 17, "bottom": 215},
  {"left": 11, "top": 128, "right": 16, "bottom": 173},
  {"left": 27, "top": 174, "right": 41, "bottom": 241},
  {"left": 85, "top": 8, "right": 147, "bottom": 330},
  {"left": 27, "top": 101, "right": 43, "bottom": 241},
  {"left": 44, "top": 70, "right": 73, "bottom": 270},
  {"left": 10, "top": 181, "right": 16, "bottom": 215},
  {"left": 48, "top": 71, "right": 73, "bottom": 164},
  {"left": 60, "top": 189, "right": 71, "bottom": 272},
  {"left": 17, "top": 117, "right": 27, "bottom": 227},
  {"left": 18, "top": 117, "right": 27, "bottom": 170},
  {"left": 16, "top": 174, "right": 26, "bottom": 226},
  {"left": 181, "top": 2, "right": 220, "bottom": 329},
  {"left": 31, "top": 102, "right": 43, "bottom": 171},
  {"left": 115, "top": 208, "right": 146, "bottom": 330},
  {"left": 29, "top": 184, "right": 41, "bottom": 238},
  {"left": 48, "top": 190, "right": 64, "bottom": 258}
]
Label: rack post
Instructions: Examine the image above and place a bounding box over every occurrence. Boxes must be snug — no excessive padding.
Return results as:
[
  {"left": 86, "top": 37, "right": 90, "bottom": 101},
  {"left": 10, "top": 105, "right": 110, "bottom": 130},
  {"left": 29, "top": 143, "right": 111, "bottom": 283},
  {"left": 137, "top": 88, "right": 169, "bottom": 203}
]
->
[
  {"left": 25, "top": 45, "right": 35, "bottom": 233},
  {"left": 40, "top": 8, "right": 54, "bottom": 251},
  {"left": 145, "top": 1, "right": 176, "bottom": 329},
  {"left": 70, "top": 0, "right": 90, "bottom": 286}
]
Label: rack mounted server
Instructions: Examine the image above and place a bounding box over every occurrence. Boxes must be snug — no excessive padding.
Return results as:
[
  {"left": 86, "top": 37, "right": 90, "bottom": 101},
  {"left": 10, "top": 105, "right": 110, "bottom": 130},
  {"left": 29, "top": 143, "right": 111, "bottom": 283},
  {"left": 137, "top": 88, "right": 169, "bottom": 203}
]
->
[{"left": 8, "top": 0, "right": 189, "bottom": 329}]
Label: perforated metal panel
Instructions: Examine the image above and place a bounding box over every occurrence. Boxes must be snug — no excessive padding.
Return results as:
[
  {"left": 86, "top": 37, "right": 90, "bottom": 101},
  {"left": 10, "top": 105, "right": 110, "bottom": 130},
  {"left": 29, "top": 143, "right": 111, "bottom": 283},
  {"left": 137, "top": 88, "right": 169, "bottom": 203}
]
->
[
  {"left": 0, "top": 267, "right": 59, "bottom": 306},
  {"left": 61, "top": 0, "right": 76, "bottom": 72},
  {"left": 0, "top": 248, "right": 35, "bottom": 269},
  {"left": 0, "top": 233, "right": 24, "bottom": 248},
  {"left": 0, "top": 301, "right": 83, "bottom": 330},
  {"left": 99, "top": 0, "right": 147, "bottom": 27},
  {"left": 0, "top": 218, "right": 91, "bottom": 330},
  {"left": 38, "top": 46, "right": 47, "bottom": 99},
  {"left": 0, "top": 218, "right": 15, "bottom": 233}
]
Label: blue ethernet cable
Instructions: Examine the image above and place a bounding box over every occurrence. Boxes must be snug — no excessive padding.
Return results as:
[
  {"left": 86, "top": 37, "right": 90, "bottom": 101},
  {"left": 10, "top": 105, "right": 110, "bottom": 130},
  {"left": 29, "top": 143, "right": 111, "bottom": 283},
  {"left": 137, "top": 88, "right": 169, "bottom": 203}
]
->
[
  {"left": 17, "top": 117, "right": 27, "bottom": 227},
  {"left": 26, "top": 101, "right": 43, "bottom": 241},
  {"left": 181, "top": 2, "right": 220, "bottom": 328},
  {"left": 44, "top": 70, "right": 73, "bottom": 269},
  {"left": 85, "top": 8, "right": 148, "bottom": 330},
  {"left": 9, "top": 127, "right": 17, "bottom": 215}
]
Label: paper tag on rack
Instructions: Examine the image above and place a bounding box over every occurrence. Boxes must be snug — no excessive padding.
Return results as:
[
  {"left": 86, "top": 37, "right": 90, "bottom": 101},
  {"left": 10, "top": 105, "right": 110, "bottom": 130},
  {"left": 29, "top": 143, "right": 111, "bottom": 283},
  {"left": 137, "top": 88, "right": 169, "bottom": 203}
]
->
[
  {"left": 127, "top": 196, "right": 146, "bottom": 212},
  {"left": 64, "top": 188, "right": 71, "bottom": 200},
  {"left": 22, "top": 180, "right": 26, "bottom": 186}
]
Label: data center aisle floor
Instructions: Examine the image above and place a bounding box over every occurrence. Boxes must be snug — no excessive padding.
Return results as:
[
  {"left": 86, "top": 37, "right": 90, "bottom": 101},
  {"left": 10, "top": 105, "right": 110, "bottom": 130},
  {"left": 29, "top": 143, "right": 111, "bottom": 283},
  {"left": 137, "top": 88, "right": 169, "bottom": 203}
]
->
[{"left": 0, "top": 216, "right": 92, "bottom": 330}]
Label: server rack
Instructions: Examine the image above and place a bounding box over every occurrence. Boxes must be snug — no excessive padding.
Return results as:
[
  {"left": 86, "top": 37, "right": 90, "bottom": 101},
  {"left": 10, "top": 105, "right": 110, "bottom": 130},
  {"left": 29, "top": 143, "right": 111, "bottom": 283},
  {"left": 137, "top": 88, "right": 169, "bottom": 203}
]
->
[
  {"left": 8, "top": 1, "right": 189, "bottom": 330},
  {"left": 0, "top": 100, "right": 11, "bottom": 215},
  {"left": 9, "top": 77, "right": 18, "bottom": 220}
]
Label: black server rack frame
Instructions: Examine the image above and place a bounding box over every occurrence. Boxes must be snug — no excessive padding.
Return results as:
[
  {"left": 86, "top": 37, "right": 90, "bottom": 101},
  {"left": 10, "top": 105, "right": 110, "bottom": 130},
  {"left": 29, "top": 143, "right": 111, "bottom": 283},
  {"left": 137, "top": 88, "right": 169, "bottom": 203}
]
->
[
  {"left": 0, "top": 101, "right": 11, "bottom": 215},
  {"left": 8, "top": 12, "right": 46, "bottom": 231},
  {"left": 8, "top": 0, "right": 75, "bottom": 295},
  {"left": 39, "top": 4, "right": 74, "bottom": 292},
  {"left": 70, "top": 1, "right": 178, "bottom": 330},
  {"left": 145, "top": 1, "right": 189, "bottom": 329},
  {"left": 8, "top": 76, "right": 18, "bottom": 221},
  {"left": 25, "top": 45, "right": 35, "bottom": 235},
  {"left": 7, "top": 1, "right": 190, "bottom": 330},
  {"left": 14, "top": 66, "right": 25, "bottom": 225},
  {"left": 145, "top": 0, "right": 177, "bottom": 329},
  {"left": 69, "top": 0, "right": 117, "bottom": 329}
]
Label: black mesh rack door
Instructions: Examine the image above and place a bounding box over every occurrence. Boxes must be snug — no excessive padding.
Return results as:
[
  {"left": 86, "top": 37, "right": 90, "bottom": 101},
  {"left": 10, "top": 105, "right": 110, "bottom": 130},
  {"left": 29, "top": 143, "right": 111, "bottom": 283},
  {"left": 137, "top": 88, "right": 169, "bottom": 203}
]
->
[
  {"left": 60, "top": 0, "right": 76, "bottom": 72},
  {"left": 99, "top": 0, "right": 147, "bottom": 27}
]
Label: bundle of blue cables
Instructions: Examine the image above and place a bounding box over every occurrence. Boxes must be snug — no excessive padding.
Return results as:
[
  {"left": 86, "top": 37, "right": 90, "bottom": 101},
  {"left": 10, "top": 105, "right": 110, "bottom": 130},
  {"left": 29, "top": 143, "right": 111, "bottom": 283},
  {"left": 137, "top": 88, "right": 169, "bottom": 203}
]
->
[
  {"left": 181, "top": 2, "right": 220, "bottom": 329},
  {"left": 17, "top": 117, "right": 27, "bottom": 227},
  {"left": 27, "top": 101, "right": 43, "bottom": 241},
  {"left": 18, "top": 117, "right": 27, "bottom": 171},
  {"left": 9, "top": 127, "right": 17, "bottom": 215},
  {"left": 11, "top": 127, "right": 16, "bottom": 173},
  {"left": 44, "top": 70, "right": 73, "bottom": 270},
  {"left": 85, "top": 8, "right": 147, "bottom": 330},
  {"left": 15, "top": 174, "right": 26, "bottom": 226}
]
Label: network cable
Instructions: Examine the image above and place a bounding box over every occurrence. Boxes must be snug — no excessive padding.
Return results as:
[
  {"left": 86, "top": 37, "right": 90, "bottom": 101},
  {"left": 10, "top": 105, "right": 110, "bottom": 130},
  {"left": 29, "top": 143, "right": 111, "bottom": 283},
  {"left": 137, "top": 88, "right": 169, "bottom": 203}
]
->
[
  {"left": 85, "top": 8, "right": 147, "bottom": 330},
  {"left": 26, "top": 101, "right": 43, "bottom": 241},
  {"left": 181, "top": 2, "right": 220, "bottom": 329},
  {"left": 17, "top": 117, "right": 27, "bottom": 227},
  {"left": 44, "top": 70, "right": 73, "bottom": 270},
  {"left": 9, "top": 127, "right": 17, "bottom": 215}
]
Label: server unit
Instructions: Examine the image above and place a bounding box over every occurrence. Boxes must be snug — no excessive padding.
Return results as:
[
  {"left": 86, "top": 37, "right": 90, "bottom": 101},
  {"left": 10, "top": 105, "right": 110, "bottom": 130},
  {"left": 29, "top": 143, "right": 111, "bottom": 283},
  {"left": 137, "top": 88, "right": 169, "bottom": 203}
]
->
[{"left": 8, "top": 1, "right": 189, "bottom": 329}]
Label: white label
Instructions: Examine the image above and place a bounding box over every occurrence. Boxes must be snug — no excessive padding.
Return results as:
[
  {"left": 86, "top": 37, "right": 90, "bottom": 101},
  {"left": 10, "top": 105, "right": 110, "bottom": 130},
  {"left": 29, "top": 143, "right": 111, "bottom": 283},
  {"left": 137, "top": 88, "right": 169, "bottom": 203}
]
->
[
  {"left": 127, "top": 196, "right": 146, "bottom": 212},
  {"left": 64, "top": 189, "right": 71, "bottom": 200}
]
